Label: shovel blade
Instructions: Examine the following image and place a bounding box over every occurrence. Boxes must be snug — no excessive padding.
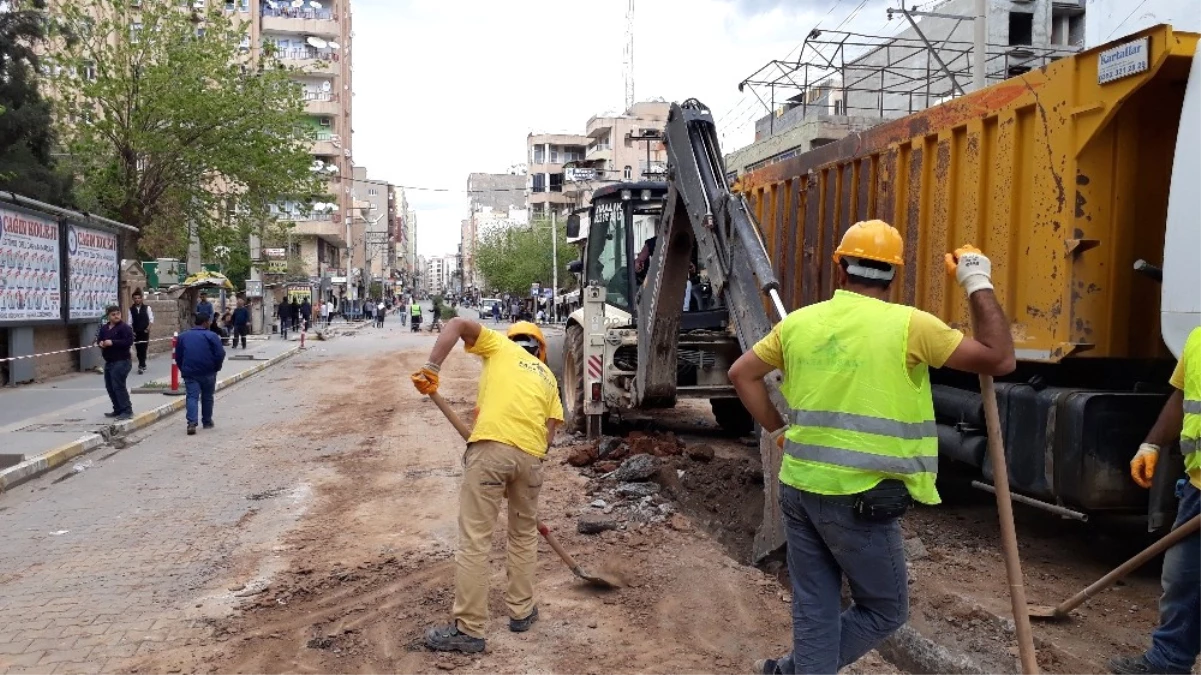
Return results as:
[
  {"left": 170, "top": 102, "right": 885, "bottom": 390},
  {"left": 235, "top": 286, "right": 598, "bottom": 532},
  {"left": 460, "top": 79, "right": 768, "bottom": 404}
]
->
[{"left": 1027, "top": 604, "right": 1070, "bottom": 621}]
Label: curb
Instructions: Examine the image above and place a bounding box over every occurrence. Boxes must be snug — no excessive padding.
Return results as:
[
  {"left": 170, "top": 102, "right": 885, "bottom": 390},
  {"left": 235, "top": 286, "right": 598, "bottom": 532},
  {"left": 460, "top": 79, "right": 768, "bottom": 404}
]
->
[{"left": 0, "top": 346, "right": 302, "bottom": 495}]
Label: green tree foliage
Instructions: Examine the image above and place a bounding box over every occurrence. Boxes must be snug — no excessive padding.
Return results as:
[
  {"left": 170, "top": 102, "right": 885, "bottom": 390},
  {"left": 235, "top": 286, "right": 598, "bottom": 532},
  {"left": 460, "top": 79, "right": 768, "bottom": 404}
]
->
[
  {"left": 0, "top": 0, "right": 75, "bottom": 204},
  {"left": 474, "top": 219, "right": 574, "bottom": 297},
  {"left": 48, "top": 0, "right": 320, "bottom": 259}
]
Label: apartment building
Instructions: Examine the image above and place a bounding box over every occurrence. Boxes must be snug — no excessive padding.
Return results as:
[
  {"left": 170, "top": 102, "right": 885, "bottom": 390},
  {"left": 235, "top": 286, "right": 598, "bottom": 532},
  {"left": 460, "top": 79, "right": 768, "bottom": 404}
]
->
[
  {"left": 425, "top": 255, "right": 458, "bottom": 296},
  {"left": 405, "top": 209, "right": 418, "bottom": 284},
  {"left": 387, "top": 185, "right": 410, "bottom": 287},
  {"left": 463, "top": 172, "right": 527, "bottom": 291},
  {"left": 525, "top": 133, "right": 588, "bottom": 219},
  {"left": 347, "top": 167, "right": 389, "bottom": 299},
  {"left": 255, "top": 0, "right": 355, "bottom": 282}
]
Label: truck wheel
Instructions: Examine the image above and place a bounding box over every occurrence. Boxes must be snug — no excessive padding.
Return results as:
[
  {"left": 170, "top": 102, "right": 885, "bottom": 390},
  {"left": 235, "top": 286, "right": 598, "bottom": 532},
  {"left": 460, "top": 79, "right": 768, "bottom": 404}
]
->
[
  {"left": 711, "top": 397, "right": 754, "bottom": 436},
  {"left": 562, "top": 323, "right": 586, "bottom": 435}
]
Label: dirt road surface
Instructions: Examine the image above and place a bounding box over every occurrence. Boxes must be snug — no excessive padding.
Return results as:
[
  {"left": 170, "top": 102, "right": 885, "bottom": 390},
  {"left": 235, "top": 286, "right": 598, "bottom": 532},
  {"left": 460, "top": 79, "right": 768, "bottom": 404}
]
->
[{"left": 114, "top": 324, "right": 893, "bottom": 674}]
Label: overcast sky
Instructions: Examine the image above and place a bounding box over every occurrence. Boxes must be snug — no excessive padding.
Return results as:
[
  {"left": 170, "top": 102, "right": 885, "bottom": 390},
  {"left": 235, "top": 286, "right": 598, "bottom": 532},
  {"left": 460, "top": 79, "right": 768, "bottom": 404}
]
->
[{"left": 351, "top": 0, "right": 895, "bottom": 257}]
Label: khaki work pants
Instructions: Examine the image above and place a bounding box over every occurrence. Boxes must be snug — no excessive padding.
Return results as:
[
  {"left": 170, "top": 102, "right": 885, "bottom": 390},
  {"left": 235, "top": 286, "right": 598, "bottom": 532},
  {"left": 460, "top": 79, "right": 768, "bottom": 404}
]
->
[{"left": 453, "top": 440, "right": 543, "bottom": 638}]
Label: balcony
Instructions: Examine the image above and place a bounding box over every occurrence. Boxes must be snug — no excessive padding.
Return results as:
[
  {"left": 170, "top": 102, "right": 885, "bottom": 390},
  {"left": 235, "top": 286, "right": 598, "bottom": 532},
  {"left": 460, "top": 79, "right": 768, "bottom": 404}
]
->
[
  {"left": 585, "top": 142, "right": 612, "bottom": 162},
  {"left": 261, "top": 6, "right": 339, "bottom": 38},
  {"left": 309, "top": 131, "right": 341, "bottom": 155},
  {"left": 290, "top": 213, "right": 346, "bottom": 247},
  {"left": 303, "top": 91, "right": 341, "bottom": 116},
  {"left": 279, "top": 47, "right": 339, "bottom": 74}
]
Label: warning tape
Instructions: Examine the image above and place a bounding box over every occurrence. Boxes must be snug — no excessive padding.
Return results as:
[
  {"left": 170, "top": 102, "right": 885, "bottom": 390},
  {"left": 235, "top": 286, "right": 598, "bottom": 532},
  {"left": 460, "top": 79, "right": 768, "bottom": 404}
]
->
[{"left": 0, "top": 333, "right": 274, "bottom": 364}]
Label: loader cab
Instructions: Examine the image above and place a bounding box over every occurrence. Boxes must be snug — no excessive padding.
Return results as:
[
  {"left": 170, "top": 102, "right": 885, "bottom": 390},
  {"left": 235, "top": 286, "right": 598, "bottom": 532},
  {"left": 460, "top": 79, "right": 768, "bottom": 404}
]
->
[{"left": 575, "top": 181, "right": 667, "bottom": 319}]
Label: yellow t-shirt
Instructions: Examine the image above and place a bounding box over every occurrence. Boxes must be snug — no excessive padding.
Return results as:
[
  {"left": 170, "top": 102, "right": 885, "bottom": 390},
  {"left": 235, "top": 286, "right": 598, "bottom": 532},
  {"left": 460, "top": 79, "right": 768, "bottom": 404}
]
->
[
  {"left": 752, "top": 305, "right": 965, "bottom": 372},
  {"left": 466, "top": 328, "right": 564, "bottom": 459},
  {"left": 1168, "top": 343, "right": 1199, "bottom": 488}
]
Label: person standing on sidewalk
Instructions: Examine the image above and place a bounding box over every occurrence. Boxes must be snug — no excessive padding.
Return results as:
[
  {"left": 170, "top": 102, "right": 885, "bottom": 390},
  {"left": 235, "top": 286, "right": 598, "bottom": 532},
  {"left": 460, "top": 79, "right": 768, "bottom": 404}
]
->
[
  {"left": 300, "top": 297, "right": 312, "bottom": 332},
  {"left": 96, "top": 305, "right": 135, "bottom": 420},
  {"left": 128, "top": 289, "right": 154, "bottom": 375},
  {"left": 376, "top": 300, "right": 386, "bottom": 328},
  {"left": 290, "top": 297, "right": 301, "bottom": 333},
  {"left": 320, "top": 298, "right": 331, "bottom": 329},
  {"left": 196, "top": 291, "right": 214, "bottom": 322},
  {"left": 175, "top": 313, "right": 225, "bottom": 435},
  {"left": 728, "top": 221, "right": 1016, "bottom": 675},
  {"left": 411, "top": 319, "right": 562, "bottom": 653},
  {"left": 1109, "top": 325, "right": 1201, "bottom": 675},
  {"left": 232, "top": 297, "right": 251, "bottom": 349},
  {"left": 277, "top": 296, "right": 291, "bottom": 339}
]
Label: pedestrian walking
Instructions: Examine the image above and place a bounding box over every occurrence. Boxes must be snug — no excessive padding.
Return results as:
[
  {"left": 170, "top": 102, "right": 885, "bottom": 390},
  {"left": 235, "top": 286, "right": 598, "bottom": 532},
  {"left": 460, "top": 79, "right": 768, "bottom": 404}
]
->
[
  {"left": 300, "top": 298, "right": 312, "bottom": 332},
  {"left": 96, "top": 305, "right": 134, "bottom": 420},
  {"left": 1109, "top": 325, "right": 1201, "bottom": 675},
  {"left": 196, "top": 291, "right": 214, "bottom": 322},
  {"left": 411, "top": 319, "right": 562, "bottom": 653},
  {"left": 728, "top": 221, "right": 1016, "bottom": 675},
  {"left": 277, "top": 297, "right": 291, "bottom": 339},
  {"left": 491, "top": 302, "right": 500, "bottom": 324},
  {"left": 321, "top": 298, "right": 332, "bottom": 329},
  {"left": 232, "top": 297, "right": 250, "bottom": 349},
  {"left": 128, "top": 288, "right": 154, "bottom": 374},
  {"left": 290, "top": 297, "right": 301, "bottom": 333},
  {"left": 376, "top": 300, "right": 386, "bottom": 328},
  {"left": 175, "top": 313, "right": 225, "bottom": 435}
]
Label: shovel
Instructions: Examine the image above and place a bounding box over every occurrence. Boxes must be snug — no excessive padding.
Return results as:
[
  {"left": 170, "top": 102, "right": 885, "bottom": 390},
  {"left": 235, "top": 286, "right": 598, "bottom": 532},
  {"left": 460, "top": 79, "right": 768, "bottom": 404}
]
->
[
  {"left": 426, "top": 390, "right": 622, "bottom": 590},
  {"left": 1028, "top": 514, "right": 1200, "bottom": 620}
]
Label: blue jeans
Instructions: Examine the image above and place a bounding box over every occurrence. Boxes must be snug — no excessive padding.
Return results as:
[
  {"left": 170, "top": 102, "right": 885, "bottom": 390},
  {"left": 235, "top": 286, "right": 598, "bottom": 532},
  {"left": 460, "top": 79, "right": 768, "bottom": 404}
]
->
[
  {"left": 771, "top": 483, "right": 908, "bottom": 674},
  {"left": 184, "top": 373, "right": 217, "bottom": 427},
  {"left": 103, "top": 359, "right": 132, "bottom": 416},
  {"left": 1145, "top": 480, "right": 1200, "bottom": 673}
]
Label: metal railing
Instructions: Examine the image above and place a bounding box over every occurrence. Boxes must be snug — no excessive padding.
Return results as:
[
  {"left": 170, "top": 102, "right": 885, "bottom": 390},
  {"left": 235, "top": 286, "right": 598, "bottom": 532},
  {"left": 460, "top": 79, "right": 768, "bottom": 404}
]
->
[{"left": 262, "top": 6, "right": 335, "bottom": 21}]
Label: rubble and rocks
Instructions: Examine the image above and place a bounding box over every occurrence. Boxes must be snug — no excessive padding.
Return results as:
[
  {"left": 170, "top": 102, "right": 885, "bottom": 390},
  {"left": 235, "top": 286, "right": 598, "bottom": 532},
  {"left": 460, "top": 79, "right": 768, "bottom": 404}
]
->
[
  {"left": 597, "top": 437, "right": 629, "bottom": 461},
  {"left": 567, "top": 445, "right": 597, "bottom": 467},
  {"left": 686, "top": 444, "right": 715, "bottom": 462},
  {"left": 616, "top": 482, "right": 660, "bottom": 499},
  {"left": 590, "top": 499, "right": 608, "bottom": 509},
  {"left": 578, "top": 516, "right": 619, "bottom": 535},
  {"left": 612, "top": 454, "right": 660, "bottom": 482},
  {"left": 594, "top": 460, "right": 619, "bottom": 474},
  {"left": 903, "top": 537, "right": 929, "bottom": 561}
]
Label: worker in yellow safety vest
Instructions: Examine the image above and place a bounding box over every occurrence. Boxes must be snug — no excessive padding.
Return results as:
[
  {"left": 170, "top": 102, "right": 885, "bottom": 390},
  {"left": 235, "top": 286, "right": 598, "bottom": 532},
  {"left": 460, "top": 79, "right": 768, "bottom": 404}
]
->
[
  {"left": 729, "top": 220, "right": 1016, "bottom": 675},
  {"left": 1108, "top": 326, "right": 1200, "bottom": 675}
]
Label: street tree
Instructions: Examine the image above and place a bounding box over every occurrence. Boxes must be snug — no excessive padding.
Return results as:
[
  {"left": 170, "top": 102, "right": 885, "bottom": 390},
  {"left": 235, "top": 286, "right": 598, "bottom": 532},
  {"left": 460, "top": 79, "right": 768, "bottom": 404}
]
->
[
  {"left": 48, "top": 0, "right": 320, "bottom": 258},
  {"left": 0, "top": 0, "right": 75, "bottom": 205},
  {"left": 474, "top": 219, "right": 575, "bottom": 297}
]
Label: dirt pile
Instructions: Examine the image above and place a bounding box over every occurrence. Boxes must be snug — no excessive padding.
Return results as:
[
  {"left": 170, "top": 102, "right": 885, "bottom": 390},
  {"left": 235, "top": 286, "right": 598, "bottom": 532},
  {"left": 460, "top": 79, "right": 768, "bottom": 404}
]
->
[{"left": 566, "top": 431, "right": 685, "bottom": 468}]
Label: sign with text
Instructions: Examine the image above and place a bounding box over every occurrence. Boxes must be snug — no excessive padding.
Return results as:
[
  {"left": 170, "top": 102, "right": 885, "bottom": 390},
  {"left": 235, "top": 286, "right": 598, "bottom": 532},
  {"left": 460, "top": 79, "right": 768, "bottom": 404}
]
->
[
  {"left": 566, "top": 167, "right": 598, "bottom": 182},
  {"left": 1098, "top": 37, "right": 1148, "bottom": 84},
  {"left": 0, "top": 205, "right": 62, "bottom": 322},
  {"left": 263, "top": 247, "right": 287, "bottom": 259},
  {"left": 67, "top": 224, "right": 120, "bottom": 320}
]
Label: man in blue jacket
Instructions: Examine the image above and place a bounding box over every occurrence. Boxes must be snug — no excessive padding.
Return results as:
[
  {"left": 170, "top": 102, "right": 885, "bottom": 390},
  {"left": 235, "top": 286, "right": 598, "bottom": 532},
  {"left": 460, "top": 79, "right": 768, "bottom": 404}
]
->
[
  {"left": 96, "top": 305, "right": 135, "bottom": 420},
  {"left": 232, "top": 296, "right": 251, "bottom": 349},
  {"left": 175, "top": 313, "right": 226, "bottom": 435}
]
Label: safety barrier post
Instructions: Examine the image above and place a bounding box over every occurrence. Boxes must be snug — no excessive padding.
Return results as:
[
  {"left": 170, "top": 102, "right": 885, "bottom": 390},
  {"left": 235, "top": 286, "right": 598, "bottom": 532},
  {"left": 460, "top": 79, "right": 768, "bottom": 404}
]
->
[
  {"left": 169, "top": 332, "right": 180, "bottom": 392},
  {"left": 300, "top": 329, "right": 306, "bottom": 350}
]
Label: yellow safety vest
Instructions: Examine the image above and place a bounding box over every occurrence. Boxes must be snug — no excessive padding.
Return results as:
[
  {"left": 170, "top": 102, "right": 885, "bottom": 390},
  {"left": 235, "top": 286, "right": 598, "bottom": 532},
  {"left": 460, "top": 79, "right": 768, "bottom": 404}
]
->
[
  {"left": 1182, "top": 327, "right": 1200, "bottom": 481},
  {"left": 778, "top": 290, "right": 940, "bottom": 505},
  {"left": 410, "top": 303, "right": 421, "bottom": 316}
]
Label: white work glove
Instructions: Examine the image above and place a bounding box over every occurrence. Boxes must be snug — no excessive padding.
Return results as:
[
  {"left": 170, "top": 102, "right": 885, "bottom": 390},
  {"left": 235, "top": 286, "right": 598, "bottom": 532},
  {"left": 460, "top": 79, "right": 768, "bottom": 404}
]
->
[
  {"left": 945, "top": 244, "right": 994, "bottom": 296},
  {"left": 1130, "top": 443, "right": 1160, "bottom": 489}
]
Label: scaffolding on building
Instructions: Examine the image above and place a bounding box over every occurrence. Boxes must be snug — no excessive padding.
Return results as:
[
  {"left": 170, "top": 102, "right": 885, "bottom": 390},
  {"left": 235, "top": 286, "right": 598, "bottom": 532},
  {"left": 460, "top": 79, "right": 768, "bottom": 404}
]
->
[{"left": 738, "top": 26, "right": 1078, "bottom": 130}]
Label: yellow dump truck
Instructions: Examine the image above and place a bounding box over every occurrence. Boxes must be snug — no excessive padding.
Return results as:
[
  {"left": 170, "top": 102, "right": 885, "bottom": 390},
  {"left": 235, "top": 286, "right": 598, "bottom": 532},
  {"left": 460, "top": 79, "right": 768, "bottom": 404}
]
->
[{"left": 738, "top": 24, "right": 1200, "bottom": 547}]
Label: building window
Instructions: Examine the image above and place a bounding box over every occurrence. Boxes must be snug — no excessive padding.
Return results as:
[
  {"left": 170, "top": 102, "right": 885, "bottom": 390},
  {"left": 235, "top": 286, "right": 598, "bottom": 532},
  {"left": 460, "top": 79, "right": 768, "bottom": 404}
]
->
[
  {"left": 130, "top": 21, "right": 142, "bottom": 43},
  {"left": 549, "top": 173, "right": 564, "bottom": 193},
  {"left": 623, "top": 166, "right": 632, "bottom": 180},
  {"left": 550, "top": 147, "right": 561, "bottom": 164},
  {"left": 531, "top": 173, "right": 546, "bottom": 193},
  {"left": 1068, "top": 14, "right": 1084, "bottom": 46},
  {"left": 533, "top": 145, "right": 545, "bottom": 164},
  {"left": 1009, "top": 12, "right": 1033, "bottom": 46}
]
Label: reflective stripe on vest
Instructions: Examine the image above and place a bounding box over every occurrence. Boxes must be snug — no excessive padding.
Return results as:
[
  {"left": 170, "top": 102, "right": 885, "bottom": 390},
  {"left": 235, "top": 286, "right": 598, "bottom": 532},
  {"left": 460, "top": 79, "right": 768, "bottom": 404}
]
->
[
  {"left": 775, "top": 291, "right": 941, "bottom": 505},
  {"left": 1182, "top": 328, "right": 1200, "bottom": 478}
]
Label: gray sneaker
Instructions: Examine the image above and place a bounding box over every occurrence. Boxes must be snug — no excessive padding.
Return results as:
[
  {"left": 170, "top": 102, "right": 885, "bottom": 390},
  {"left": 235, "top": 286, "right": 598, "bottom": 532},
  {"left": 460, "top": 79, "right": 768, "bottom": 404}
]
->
[
  {"left": 424, "top": 624, "right": 484, "bottom": 654},
  {"left": 509, "top": 606, "right": 538, "bottom": 633},
  {"left": 1108, "top": 655, "right": 1169, "bottom": 675}
]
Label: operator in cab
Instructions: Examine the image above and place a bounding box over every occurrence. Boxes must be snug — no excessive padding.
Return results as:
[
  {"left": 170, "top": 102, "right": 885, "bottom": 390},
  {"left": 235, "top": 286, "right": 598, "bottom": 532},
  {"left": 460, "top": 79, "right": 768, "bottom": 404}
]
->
[{"left": 728, "top": 219, "right": 1016, "bottom": 675}]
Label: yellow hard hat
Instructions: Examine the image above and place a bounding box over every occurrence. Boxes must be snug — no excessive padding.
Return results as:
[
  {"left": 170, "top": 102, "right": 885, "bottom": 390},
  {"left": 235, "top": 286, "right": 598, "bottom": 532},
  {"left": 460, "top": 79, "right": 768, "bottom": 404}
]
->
[
  {"left": 507, "top": 321, "right": 547, "bottom": 363},
  {"left": 833, "top": 219, "right": 904, "bottom": 267}
]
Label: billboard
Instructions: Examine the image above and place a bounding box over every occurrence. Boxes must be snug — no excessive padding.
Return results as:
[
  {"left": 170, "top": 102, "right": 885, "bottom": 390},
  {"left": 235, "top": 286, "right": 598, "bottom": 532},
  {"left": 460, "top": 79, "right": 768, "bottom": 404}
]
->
[
  {"left": 0, "top": 204, "right": 62, "bottom": 323},
  {"left": 66, "top": 224, "right": 120, "bottom": 320}
]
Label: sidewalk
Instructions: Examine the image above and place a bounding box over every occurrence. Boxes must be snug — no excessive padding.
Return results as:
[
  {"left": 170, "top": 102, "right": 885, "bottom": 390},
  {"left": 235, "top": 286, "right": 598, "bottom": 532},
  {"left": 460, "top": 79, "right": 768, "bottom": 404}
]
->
[{"left": 0, "top": 336, "right": 299, "bottom": 469}]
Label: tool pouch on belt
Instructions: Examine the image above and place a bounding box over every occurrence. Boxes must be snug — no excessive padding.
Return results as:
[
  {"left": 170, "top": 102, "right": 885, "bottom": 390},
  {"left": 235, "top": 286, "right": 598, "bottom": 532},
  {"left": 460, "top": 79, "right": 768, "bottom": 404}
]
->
[{"left": 853, "top": 479, "right": 912, "bottom": 522}]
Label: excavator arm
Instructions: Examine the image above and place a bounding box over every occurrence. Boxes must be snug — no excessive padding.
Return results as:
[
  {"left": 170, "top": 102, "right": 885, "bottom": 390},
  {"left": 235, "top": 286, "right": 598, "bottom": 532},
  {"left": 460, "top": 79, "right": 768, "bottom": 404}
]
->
[{"left": 635, "top": 99, "right": 791, "bottom": 561}]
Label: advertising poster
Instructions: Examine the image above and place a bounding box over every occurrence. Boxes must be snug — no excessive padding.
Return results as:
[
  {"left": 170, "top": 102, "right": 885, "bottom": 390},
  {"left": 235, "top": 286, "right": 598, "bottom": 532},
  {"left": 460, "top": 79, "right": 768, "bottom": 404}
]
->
[
  {"left": 0, "top": 205, "right": 62, "bottom": 322},
  {"left": 67, "top": 224, "right": 120, "bottom": 321},
  {"left": 286, "top": 284, "right": 312, "bottom": 304}
]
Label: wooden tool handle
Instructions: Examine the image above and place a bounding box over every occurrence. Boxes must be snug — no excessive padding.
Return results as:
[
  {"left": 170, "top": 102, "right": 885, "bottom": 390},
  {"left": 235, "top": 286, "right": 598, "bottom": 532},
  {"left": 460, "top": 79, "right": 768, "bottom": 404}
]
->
[
  {"left": 1056, "top": 514, "right": 1200, "bottom": 614},
  {"left": 980, "top": 374, "right": 1040, "bottom": 674},
  {"left": 429, "top": 391, "right": 472, "bottom": 441},
  {"left": 538, "top": 522, "right": 580, "bottom": 571}
]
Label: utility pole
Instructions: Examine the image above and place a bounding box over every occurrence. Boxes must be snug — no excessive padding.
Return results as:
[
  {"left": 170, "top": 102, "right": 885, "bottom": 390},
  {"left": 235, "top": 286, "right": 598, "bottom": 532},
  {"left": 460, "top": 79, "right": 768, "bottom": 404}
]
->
[
  {"left": 973, "top": 0, "right": 987, "bottom": 90},
  {"left": 550, "top": 210, "right": 558, "bottom": 323}
]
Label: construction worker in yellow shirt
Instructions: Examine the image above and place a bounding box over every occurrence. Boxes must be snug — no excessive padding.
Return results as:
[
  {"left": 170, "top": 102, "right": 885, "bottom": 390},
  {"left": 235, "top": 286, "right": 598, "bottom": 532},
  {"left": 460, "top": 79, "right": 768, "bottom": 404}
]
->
[
  {"left": 411, "top": 319, "right": 563, "bottom": 654},
  {"left": 1109, "top": 325, "right": 1200, "bottom": 675},
  {"left": 728, "top": 220, "right": 1016, "bottom": 674}
]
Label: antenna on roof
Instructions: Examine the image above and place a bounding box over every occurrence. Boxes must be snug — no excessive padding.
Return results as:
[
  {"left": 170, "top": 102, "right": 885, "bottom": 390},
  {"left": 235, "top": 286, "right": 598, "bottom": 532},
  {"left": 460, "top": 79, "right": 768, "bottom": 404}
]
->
[{"left": 623, "top": 0, "right": 634, "bottom": 111}]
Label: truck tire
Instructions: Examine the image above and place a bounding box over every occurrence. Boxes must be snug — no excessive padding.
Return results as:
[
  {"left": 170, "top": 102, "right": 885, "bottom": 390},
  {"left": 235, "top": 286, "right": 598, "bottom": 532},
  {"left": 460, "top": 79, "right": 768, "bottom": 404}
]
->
[
  {"left": 562, "top": 323, "right": 586, "bottom": 435},
  {"left": 711, "top": 397, "right": 754, "bottom": 436}
]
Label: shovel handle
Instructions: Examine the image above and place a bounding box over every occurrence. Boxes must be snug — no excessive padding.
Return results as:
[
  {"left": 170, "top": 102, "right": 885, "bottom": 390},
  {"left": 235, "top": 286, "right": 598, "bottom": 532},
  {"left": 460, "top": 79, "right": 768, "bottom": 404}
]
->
[
  {"left": 538, "top": 522, "right": 581, "bottom": 571},
  {"left": 1055, "top": 514, "right": 1200, "bottom": 615},
  {"left": 429, "top": 391, "right": 472, "bottom": 441}
]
